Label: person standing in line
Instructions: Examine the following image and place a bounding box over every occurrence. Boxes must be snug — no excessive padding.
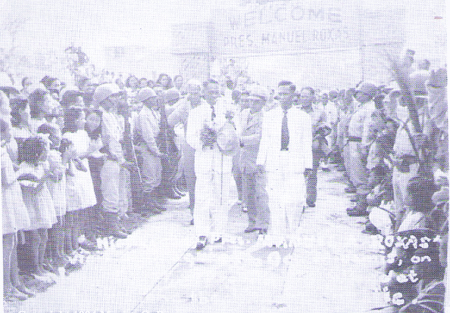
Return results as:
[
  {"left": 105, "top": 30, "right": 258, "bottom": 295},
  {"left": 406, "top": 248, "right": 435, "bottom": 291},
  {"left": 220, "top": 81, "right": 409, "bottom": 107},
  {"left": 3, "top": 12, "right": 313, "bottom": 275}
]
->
[
  {"left": 257, "top": 80, "right": 312, "bottom": 247},
  {"left": 345, "top": 82, "right": 378, "bottom": 216},
  {"left": 94, "top": 84, "right": 133, "bottom": 239},
  {"left": 186, "top": 79, "right": 238, "bottom": 250},
  {"left": 134, "top": 87, "right": 168, "bottom": 213},
  {"left": 298, "top": 86, "right": 328, "bottom": 208},
  {"left": 238, "top": 86, "right": 270, "bottom": 234}
]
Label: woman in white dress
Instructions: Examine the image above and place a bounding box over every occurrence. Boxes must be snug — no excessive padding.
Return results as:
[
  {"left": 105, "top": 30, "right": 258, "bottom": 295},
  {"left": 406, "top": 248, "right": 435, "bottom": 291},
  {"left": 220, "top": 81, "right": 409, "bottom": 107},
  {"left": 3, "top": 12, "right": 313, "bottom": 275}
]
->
[{"left": 62, "top": 107, "right": 97, "bottom": 252}]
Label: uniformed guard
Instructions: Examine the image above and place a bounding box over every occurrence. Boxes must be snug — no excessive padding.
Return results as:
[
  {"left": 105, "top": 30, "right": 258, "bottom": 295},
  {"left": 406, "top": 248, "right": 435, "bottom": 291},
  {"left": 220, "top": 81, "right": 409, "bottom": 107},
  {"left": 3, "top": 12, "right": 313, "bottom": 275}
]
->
[{"left": 346, "top": 82, "right": 377, "bottom": 216}]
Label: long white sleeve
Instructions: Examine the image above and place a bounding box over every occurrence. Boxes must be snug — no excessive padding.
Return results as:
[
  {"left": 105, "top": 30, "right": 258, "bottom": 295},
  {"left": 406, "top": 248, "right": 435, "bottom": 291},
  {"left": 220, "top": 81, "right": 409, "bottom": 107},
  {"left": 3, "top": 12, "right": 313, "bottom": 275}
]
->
[
  {"left": 186, "top": 106, "right": 205, "bottom": 151},
  {"left": 302, "top": 113, "right": 313, "bottom": 170},
  {"left": 256, "top": 111, "right": 270, "bottom": 166}
]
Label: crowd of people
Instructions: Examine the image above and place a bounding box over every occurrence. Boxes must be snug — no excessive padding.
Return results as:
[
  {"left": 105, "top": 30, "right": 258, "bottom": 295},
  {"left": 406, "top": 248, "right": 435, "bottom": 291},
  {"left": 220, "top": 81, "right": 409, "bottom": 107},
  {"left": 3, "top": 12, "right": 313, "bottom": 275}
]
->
[{"left": 1, "top": 51, "right": 448, "bottom": 311}]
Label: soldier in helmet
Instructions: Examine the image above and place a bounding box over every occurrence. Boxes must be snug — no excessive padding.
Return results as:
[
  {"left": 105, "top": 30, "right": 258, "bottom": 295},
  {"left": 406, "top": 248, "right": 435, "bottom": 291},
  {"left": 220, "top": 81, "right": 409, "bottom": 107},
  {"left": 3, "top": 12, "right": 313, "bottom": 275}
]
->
[
  {"left": 94, "top": 84, "right": 134, "bottom": 239},
  {"left": 134, "top": 87, "right": 168, "bottom": 213},
  {"left": 346, "top": 82, "right": 378, "bottom": 217}
]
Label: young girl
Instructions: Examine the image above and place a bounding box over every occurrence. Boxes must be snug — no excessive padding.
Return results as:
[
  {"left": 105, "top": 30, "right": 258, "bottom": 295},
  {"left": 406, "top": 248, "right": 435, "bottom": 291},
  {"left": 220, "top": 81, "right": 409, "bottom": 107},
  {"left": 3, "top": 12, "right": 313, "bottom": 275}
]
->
[
  {"left": 59, "top": 138, "right": 81, "bottom": 257},
  {"left": 17, "top": 136, "right": 57, "bottom": 278},
  {"left": 2, "top": 119, "right": 33, "bottom": 301},
  {"left": 85, "top": 109, "right": 105, "bottom": 242},
  {"left": 37, "top": 123, "right": 68, "bottom": 267},
  {"left": 63, "top": 107, "right": 97, "bottom": 252},
  {"left": 28, "top": 88, "right": 53, "bottom": 134}
]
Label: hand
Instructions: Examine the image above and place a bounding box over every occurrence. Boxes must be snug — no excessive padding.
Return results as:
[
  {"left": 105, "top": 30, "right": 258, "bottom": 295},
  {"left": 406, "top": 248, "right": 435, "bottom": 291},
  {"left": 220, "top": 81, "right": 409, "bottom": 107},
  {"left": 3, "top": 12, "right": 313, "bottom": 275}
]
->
[
  {"left": 121, "top": 161, "right": 138, "bottom": 172},
  {"left": 304, "top": 168, "right": 313, "bottom": 176},
  {"left": 413, "top": 133, "right": 428, "bottom": 149},
  {"left": 256, "top": 164, "right": 265, "bottom": 174},
  {"left": 74, "top": 159, "right": 88, "bottom": 172},
  {"left": 157, "top": 152, "right": 169, "bottom": 160}
]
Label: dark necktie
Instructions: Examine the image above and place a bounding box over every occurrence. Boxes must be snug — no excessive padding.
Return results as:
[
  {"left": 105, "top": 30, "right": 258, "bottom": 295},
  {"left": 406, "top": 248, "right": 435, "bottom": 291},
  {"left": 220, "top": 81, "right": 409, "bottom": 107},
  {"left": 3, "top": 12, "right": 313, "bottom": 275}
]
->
[
  {"left": 210, "top": 105, "right": 216, "bottom": 121},
  {"left": 281, "top": 109, "right": 289, "bottom": 150}
]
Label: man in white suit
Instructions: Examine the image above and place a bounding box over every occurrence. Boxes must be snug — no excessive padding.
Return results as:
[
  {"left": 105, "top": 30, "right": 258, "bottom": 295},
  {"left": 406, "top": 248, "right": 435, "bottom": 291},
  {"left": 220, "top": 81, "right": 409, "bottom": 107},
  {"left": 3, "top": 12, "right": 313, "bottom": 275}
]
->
[
  {"left": 186, "top": 79, "right": 238, "bottom": 250},
  {"left": 256, "top": 80, "right": 313, "bottom": 246}
]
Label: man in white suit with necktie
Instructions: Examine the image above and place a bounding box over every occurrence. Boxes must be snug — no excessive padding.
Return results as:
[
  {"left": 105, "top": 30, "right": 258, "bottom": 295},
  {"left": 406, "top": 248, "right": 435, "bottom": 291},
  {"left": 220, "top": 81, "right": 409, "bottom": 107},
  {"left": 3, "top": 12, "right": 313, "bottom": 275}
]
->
[{"left": 256, "top": 80, "right": 313, "bottom": 246}]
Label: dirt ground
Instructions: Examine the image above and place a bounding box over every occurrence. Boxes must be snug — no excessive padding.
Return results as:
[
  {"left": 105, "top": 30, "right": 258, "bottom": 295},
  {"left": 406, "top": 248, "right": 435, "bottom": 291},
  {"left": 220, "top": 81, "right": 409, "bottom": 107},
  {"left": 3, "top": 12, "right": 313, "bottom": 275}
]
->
[{"left": 5, "top": 167, "right": 387, "bottom": 313}]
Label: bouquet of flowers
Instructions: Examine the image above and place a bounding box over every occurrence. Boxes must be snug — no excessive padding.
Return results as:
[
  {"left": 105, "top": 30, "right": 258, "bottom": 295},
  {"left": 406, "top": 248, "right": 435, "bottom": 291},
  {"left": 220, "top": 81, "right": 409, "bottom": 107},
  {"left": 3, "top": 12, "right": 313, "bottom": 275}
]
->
[{"left": 200, "top": 124, "right": 217, "bottom": 150}]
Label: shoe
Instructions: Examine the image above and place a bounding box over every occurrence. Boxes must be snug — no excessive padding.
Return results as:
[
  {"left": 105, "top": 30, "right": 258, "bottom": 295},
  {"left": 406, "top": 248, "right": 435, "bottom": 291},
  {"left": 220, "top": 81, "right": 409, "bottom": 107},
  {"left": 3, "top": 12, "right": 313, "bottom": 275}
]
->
[
  {"left": 259, "top": 229, "right": 268, "bottom": 235},
  {"left": 347, "top": 208, "right": 369, "bottom": 217},
  {"left": 244, "top": 226, "right": 258, "bottom": 233},
  {"left": 214, "top": 237, "right": 222, "bottom": 243},
  {"left": 119, "top": 225, "right": 132, "bottom": 235},
  {"left": 164, "top": 187, "right": 182, "bottom": 199},
  {"left": 345, "top": 186, "right": 357, "bottom": 193},
  {"left": 15, "top": 284, "right": 35, "bottom": 298},
  {"left": 196, "top": 236, "right": 207, "bottom": 250},
  {"left": 306, "top": 200, "right": 316, "bottom": 208},
  {"left": 79, "top": 239, "right": 99, "bottom": 251},
  {"left": 101, "top": 211, "right": 128, "bottom": 239},
  {"left": 4, "top": 287, "right": 28, "bottom": 301},
  {"left": 190, "top": 219, "right": 194, "bottom": 226}
]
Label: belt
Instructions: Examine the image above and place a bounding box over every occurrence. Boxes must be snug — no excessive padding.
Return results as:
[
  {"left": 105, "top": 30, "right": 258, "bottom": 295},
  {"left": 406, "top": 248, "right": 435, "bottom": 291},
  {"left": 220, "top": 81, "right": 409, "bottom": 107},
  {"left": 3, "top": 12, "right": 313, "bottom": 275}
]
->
[
  {"left": 397, "top": 155, "right": 420, "bottom": 164},
  {"left": 347, "top": 136, "right": 362, "bottom": 142}
]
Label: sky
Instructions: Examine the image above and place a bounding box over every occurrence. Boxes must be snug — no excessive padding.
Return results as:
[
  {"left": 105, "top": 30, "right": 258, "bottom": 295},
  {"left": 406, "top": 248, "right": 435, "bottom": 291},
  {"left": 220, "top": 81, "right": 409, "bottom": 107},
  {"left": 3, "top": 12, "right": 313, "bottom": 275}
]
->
[{"left": 0, "top": 0, "right": 447, "bottom": 88}]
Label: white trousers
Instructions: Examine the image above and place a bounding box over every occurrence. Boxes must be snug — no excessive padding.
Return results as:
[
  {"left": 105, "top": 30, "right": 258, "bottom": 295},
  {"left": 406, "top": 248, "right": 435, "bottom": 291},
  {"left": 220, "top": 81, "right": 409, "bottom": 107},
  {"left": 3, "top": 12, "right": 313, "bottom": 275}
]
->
[
  {"left": 101, "top": 160, "right": 129, "bottom": 214},
  {"left": 194, "top": 148, "right": 232, "bottom": 238},
  {"left": 266, "top": 155, "right": 306, "bottom": 239}
]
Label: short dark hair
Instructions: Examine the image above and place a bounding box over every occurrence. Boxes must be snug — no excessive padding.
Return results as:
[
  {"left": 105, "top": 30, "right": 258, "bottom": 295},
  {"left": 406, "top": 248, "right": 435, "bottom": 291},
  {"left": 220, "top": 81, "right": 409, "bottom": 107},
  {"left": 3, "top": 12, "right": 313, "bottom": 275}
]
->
[
  {"left": 63, "top": 106, "right": 84, "bottom": 134},
  {"left": 85, "top": 109, "right": 102, "bottom": 140},
  {"left": 21, "top": 77, "right": 30, "bottom": 88},
  {"left": 10, "top": 98, "right": 29, "bottom": 127},
  {"left": 37, "top": 123, "right": 58, "bottom": 137},
  {"left": 301, "top": 87, "right": 315, "bottom": 96},
  {"left": 125, "top": 75, "right": 138, "bottom": 88},
  {"left": 406, "top": 176, "right": 437, "bottom": 212},
  {"left": 278, "top": 80, "right": 296, "bottom": 92},
  {"left": 203, "top": 79, "right": 219, "bottom": 89},
  {"left": 29, "top": 88, "right": 49, "bottom": 118},
  {"left": 59, "top": 138, "right": 73, "bottom": 154},
  {"left": 156, "top": 73, "right": 174, "bottom": 89},
  {"left": 19, "top": 136, "right": 47, "bottom": 165}
]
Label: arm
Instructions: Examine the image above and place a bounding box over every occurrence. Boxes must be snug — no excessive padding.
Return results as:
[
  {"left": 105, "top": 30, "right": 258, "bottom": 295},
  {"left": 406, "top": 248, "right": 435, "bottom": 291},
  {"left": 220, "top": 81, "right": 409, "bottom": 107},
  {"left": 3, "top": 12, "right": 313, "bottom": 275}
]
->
[
  {"left": 186, "top": 107, "right": 204, "bottom": 151},
  {"left": 140, "top": 111, "right": 162, "bottom": 156},
  {"left": 167, "top": 101, "right": 188, "bottom": 127},
  {"left": 101, "top": 113, "right": 125, "bottom": 164},
  {"left": 303, "top": 113, "right": 313, "bottom": 170},
  {"left": 256, "top": 112, "right": 269, "bottom": 166},
  {"left": 240, "top": 112, "right": 263, "bottom": 146}
]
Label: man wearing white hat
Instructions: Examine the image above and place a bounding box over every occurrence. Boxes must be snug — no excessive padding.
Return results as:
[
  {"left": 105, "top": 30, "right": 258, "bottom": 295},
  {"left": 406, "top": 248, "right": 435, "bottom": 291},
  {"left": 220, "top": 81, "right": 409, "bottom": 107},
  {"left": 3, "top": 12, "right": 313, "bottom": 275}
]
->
[
  {"left": 238, "top": 85, "right": 270, "bottom": 234},
  {"left": 186, "top": 79, "right": 239, "bottom": 250}
]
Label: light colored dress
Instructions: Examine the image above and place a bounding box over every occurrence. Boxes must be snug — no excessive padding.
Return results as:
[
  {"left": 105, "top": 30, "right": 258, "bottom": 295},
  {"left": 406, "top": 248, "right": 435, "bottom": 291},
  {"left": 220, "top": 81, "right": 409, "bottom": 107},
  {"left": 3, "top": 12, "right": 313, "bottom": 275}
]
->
[
  {"left": 2, "top": 146, "right": 31, "bottom": 234},
  {"left": 46, "top": 149, "right": 67, "bottom": 217},
  {"left": 17, "top": 161, "right": 57, "bottom": 230},
  {"left": 63, "top": 130, "right": 97, "bottom": 209}
]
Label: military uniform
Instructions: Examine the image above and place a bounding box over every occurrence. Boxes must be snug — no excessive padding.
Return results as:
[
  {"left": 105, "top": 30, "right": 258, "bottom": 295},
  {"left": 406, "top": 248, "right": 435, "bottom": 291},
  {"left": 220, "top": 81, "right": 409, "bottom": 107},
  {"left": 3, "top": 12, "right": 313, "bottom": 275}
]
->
[
  {"left": 346, "top": 100, "right": 375, "bottom": 197},
  {"left": 301, "top": 105, "right": 327, "bottom": 206}
]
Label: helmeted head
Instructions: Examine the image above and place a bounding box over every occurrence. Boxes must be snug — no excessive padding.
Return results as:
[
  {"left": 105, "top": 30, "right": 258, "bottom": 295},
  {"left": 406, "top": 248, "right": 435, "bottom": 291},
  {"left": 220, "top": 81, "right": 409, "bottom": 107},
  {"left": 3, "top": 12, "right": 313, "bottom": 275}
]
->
[
  {"left": 93, "top": 83, "right": 122, "bottom": 110},
  {"left": 354, "top": 82, "right": 377, "bottom": 103}
]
